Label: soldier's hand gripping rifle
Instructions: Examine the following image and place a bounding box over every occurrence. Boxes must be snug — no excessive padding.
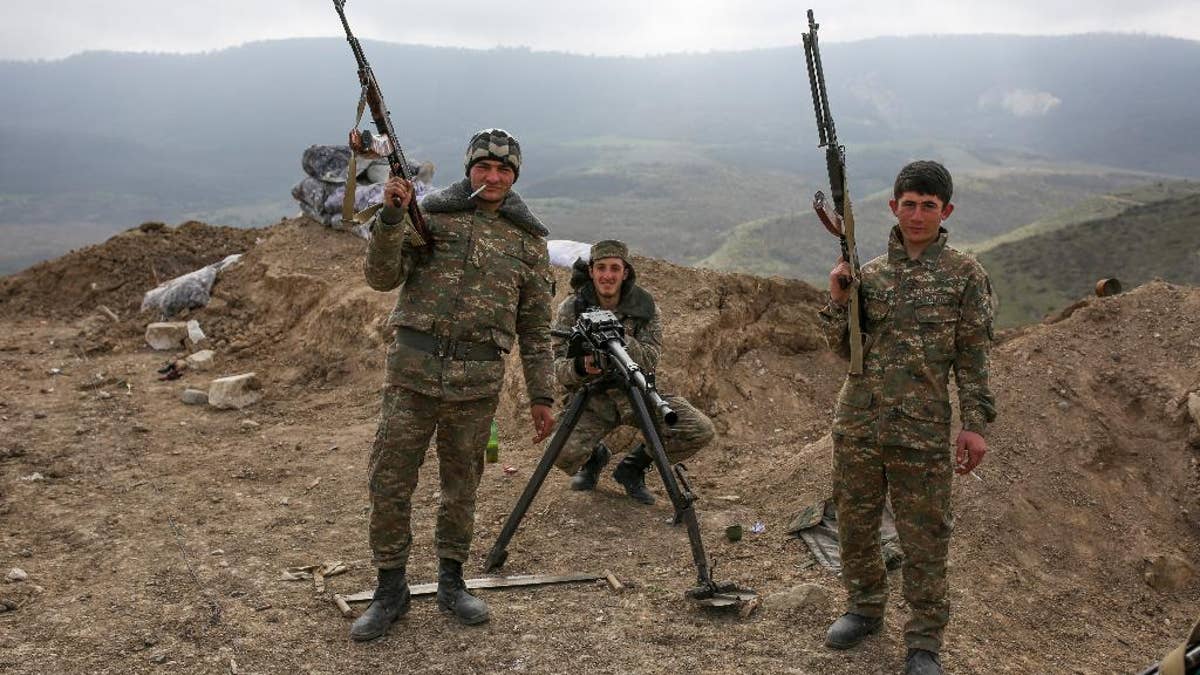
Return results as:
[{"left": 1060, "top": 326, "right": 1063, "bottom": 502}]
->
[
  {"left": 333, "top": 0, "right": 431, "bottom": 251},
  {"left": 803, "top": 9, "right": 864, "bottom": 375}
]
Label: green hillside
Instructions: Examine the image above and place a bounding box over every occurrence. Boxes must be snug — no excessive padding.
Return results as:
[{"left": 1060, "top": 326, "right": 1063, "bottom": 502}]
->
[
  {"left": 699, "top": 166, "right": 1171, "bottom": 283},
  {"left": 980, "top": 193, "right": 1200, "bottom": 327},
  {"left": 969, "top": 179, "right": 1200, "bottom": 253}
]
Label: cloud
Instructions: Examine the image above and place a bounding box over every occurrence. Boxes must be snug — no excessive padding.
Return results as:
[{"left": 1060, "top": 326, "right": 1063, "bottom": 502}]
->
[
  {"left": 1000, "top": 89, "right": 1063, "bottom": 117},
  {"left": 2, "top": 0, "right": 1199, "bottom": 61},
  {"left": 978, "top": 88, "right": 1063, "bottom": 117}
]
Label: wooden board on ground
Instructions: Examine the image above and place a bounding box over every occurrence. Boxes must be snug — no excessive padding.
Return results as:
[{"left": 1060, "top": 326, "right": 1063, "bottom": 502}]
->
[{"left": 343, "top": 572, "right": 602, "bottom": 603}]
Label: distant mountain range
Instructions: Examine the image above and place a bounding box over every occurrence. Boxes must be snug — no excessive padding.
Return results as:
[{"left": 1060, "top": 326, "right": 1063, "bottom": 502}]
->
[{"left": 1, "top": 33, "right": 1198, "bottom": 293}]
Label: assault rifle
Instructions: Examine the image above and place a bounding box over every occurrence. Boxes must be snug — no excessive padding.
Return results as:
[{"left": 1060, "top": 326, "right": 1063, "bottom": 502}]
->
[
  {"left": 333, "top": 0, "right": 431, "bottom": 250},
  {"left": 802, "top": 9, "right": 864, "bottom": 375},
  {"left": 484, "top": 309, "right": 755, "bottom": 607}
]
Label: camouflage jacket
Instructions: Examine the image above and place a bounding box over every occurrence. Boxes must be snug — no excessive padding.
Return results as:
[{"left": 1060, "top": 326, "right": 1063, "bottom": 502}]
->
[
  {"left": 819, "top": 226, "right": 996, "bottom": 451},
  {"left": 363, "top": 178, "right": 556, "bottom": 405},
  {"left": 553, "top": 260, "right": 662, "bottom": 402}
]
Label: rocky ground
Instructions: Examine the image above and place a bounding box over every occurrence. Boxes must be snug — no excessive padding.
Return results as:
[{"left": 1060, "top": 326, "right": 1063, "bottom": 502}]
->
[{"left": 1, "top": 218, "right": 1198, "bottom": 674}]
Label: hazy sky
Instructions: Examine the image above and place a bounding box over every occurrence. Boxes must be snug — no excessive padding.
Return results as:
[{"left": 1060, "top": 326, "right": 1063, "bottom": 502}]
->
[{"left": 3, "top": 0, "right": 1198, "bottom": 60}]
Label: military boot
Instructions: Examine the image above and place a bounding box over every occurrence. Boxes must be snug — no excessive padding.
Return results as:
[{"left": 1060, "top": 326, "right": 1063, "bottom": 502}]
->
[
  {"left": 905, "top": 649, "right": 943, "bottom": 675},
  {"left": 570, "top": 442, "right": 611, "bottom": 491},
  {"left": 436, "top": 558, "right": 489, "bottom": 625},
  {"left": 824, "top": 612, "right": 882, "bottom": 649},
  {"left": 611, "top": 444, "right": 656, "bottom": 505},
  {"left": 349, "top": 567, "right": 410, "bottom": 641}
]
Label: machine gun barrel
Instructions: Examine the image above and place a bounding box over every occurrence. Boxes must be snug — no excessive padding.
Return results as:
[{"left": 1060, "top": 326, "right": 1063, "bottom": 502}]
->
[{"left": 600, "top": 338, "right": 677, "bottom": 426}]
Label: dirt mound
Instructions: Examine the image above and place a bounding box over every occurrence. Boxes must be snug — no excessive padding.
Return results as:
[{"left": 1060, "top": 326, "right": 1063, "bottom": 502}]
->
[
  {"left": 760, "top": 281, "right": 1200, "bottom": 672},
  {"left": 2, "top": 218, "right": 1198, "bottom": 673},
  {"left": 0, "top": 220, "right": 262, "bottom": 320}
]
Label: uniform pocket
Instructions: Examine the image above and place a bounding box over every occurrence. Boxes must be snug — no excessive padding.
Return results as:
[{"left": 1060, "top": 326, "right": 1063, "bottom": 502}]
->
[
  {"left": 915, "top": 298, "right": 958, "bottom": 359},
  {"left": 833, "top": 385, "right": 875, "bottom": 439},
  {"left": 384, "top": 338, "right": 433, "bottom": 386},
  {"left": 889, "top": 397, "right": 953, "bottom": 451},
  {"left": 899, "top": 397, "right": 952, "bottom": 423},
  {"left": 863, "top": 288, "right": 893, "bottom": 331},
  {"left": 450, "top": 359, "right": 506, "bottom": 400}
]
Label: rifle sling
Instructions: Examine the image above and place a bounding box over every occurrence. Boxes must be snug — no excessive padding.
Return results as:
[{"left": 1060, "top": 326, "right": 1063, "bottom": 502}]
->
[{"left": 342, "top": 92, "right": 386, "bottom": 226}]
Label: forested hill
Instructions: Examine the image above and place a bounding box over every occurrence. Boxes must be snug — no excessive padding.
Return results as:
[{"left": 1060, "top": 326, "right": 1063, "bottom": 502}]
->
[
  {"left": 979, "top": 192, "right": 1200, "bottom": 327},
  {"left": 1, "top": 33, "right": 1197, "bottom": 277},
  {"left": 1, "top": 34, "right": 1197, "bottom": 205}
]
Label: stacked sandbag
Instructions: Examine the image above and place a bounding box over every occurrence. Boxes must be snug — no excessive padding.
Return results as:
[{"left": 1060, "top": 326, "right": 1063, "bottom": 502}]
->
[{"left": 290, "top": 144, "right": 434, "bottom": 230}]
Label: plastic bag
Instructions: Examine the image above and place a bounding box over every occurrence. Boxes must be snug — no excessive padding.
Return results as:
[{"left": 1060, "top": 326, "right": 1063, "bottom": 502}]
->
[{"left": 140, "top": 254, "right": 242, "bottom": 317}]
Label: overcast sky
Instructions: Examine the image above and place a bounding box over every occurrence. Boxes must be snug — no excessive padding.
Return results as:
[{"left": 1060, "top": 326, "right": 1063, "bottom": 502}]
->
[{"left": 3, "top": 0, "right": 1198, "bottom": 61}]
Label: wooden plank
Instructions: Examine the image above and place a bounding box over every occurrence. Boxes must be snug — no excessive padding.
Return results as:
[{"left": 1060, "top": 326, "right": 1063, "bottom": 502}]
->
[{"left": 343, "top": 572, "right": 600, "bottom": 603}]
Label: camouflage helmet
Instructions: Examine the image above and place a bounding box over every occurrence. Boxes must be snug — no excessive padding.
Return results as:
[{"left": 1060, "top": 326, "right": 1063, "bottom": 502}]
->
[
  {"left": 589, "top": 239, "right": 630, "bottom": 265},
  {"left": 464, "top": 128, "right": 522, "bottom": 181}
]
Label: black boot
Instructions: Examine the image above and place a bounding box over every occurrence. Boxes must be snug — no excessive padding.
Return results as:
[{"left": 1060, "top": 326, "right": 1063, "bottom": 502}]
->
[
  {"left": 824, "top": 612, "right": 882, "bottom": 649},
  {"left": 612, "top": 444, "right": 656, "bottom": 505},
  {"left": 436, "top": 558, "right": 489, "bottom": 625},
  {"left": 905, "top": 649, "right": 943, "bottom": 675},
  {"left": 570, "top": 442, "right": 611, "bottom": 491},
  {"left": 349, "top": 567, "right": 410, "bottom": 641}
]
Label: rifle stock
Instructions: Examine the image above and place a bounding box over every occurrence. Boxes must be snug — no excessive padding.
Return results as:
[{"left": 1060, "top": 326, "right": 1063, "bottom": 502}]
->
[{"left": 803, "top": 9, "right": 863, "bottom": 374}]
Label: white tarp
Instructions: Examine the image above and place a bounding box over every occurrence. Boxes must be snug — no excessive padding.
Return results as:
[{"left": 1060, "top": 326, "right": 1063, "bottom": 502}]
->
[
  {"left": 140, "top": 254, "right": 242, "bottom": 318},
  {"left": 548, "top": 240, "right": 591, "bottom": 268}
]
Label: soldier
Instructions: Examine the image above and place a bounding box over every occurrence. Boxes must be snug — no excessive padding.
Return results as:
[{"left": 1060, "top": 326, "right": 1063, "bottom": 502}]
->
[
  {"left": 550, "top": 240, "right": 715, "bottom": 504},
  {"left": 349, "top": 128, "right": 557, "bottom": 640},
  {"left": 818, "top": 161, "right": 995, "bottom": 675}
]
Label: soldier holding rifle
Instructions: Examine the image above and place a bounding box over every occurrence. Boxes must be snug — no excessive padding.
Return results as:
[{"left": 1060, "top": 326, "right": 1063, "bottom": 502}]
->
[{"left": 803, "top": 11, "right": 996, "bottom": 675}]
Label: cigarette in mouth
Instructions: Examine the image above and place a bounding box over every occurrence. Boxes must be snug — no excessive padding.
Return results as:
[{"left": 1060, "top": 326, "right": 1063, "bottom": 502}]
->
[{"left": 469, "top": 184, "right": 488, "bottom": 198}]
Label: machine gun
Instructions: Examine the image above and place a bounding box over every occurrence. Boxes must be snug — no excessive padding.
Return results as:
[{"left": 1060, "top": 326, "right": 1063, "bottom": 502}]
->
[
  {"left": 802, "top": 9, "right": 864, "bottom": 375},
  {"left": 332, "top": 0, "right": 431, "bottom": 250},
  {"left": 484, "top": 309, "right": 755, "bottom": 607},
  {"left": 559, "top": 309, "right": 678, "bottom": 426}
]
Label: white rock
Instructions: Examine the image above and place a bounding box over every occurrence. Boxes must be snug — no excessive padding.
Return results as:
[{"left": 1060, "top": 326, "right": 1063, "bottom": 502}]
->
[
  {"left": 186, "top": 350, "right": 216, "bottom": 371},
  {"left": 765, "top": 583, "right": 831, "bottom": 613},
  {"left": 6, "top": 568, "right": 28, "bottom": 582},
  {"left": 1188, "top": 392, "right": 1200, "bottom": 428},
  {"left": 186, "top": 320, "right": 206, "bottom": 346},
  {"left": 208, "top": 373, "right": 262, "bottom": 410},
  {"left": 180, "top": 388, "right": 209, "bottom": 405},
  {"left": 145, "top": 322, "right": 190, "bottom": 351}
]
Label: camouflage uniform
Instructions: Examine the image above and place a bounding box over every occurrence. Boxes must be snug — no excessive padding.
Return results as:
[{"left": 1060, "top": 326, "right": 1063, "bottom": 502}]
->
[
  {"left": 364, "top": 174, "right": 555, "bottom": 570},
  {"left": 550, "top": 258, "right": 714, "bottom": 475},
  {"left": 819, "top": 225, "right": 995, "bottom": 654}
]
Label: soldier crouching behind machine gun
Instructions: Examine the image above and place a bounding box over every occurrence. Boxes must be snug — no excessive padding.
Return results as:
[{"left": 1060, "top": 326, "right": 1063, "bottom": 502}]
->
[
  {"left": 484, "top": 302, "right": 754, "bottom": 606},
  {"left": 550, "top": 240, "right": 715, "bottom": 505}
]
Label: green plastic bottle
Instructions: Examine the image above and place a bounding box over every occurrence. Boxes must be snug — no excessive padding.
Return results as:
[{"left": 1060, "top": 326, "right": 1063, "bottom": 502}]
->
[{"left": 485, "top": 420, "right": 500, "bottom": 463}]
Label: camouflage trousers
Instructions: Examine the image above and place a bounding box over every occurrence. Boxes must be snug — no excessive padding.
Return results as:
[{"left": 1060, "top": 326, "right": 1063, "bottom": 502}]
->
[
  {"left": 367, "top": 385, "right": 498, "bottom": 569},
  {"left": 832, "top": 435, "right": 954, "bottom": 653},
  {"left": 552, "top": 392, "right": 715, "bottom": 475}
]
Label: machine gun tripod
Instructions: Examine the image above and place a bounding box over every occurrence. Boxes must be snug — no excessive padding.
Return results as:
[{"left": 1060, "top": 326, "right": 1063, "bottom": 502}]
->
[{"left": 483, "top": 309, "right": 755, "bottom": 607}]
